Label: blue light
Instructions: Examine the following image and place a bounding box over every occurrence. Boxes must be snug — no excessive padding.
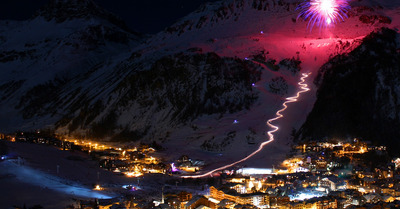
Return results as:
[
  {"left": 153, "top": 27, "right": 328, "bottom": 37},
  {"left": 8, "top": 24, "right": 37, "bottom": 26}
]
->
[{"left": 1, "top": 161, "right": 114, "bottom": 199}]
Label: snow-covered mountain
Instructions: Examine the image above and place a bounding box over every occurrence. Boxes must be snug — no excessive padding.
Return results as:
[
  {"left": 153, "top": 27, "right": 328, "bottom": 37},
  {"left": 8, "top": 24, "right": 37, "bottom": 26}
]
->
[
  {"left": 1, "top": 0, "right": 399, "bottom": 167},
  {"left": 297, "top": 27, "right": 400, "bottom": 154},
  {"left": 0, "top": 0, "right": 143, "bottom": 130}
]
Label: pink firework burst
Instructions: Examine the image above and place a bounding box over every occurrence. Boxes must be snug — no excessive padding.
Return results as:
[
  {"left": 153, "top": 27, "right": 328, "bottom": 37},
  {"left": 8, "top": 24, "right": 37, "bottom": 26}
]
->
[{"left": 297, "top": 0, "right": 350, "bottom": 30}]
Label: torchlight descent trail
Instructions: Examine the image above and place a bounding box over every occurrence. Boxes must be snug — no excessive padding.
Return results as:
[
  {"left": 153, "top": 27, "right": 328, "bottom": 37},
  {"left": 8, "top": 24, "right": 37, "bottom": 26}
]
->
[{"left": 182, "top": 72, "right": 311, "bottom": 178}]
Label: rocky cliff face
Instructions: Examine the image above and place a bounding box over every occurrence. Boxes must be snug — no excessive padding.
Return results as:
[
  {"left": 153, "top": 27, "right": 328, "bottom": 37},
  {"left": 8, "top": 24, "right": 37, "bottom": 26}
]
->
[
  {"left": 55, "top": 52, "right": 261, "bottom": 141},
  {"left": 297, "top": 28, "right": 400, "bottom": 154}
]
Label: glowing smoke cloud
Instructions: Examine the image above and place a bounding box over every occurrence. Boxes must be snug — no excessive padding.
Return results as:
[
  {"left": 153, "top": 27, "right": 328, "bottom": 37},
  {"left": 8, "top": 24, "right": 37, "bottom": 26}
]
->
[
  {"left": 297, "top": 0, "right": 350, "bottom": 30},
  {"left": 182, "top": 73, "right": 311, "bottom": 178}
]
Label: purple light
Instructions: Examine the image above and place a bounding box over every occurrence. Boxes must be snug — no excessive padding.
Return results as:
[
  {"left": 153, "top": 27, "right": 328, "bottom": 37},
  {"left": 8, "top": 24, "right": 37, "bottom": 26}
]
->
[
  {"left": 122, "top": 185, "right": 139, "bottom": 191},
  {"left": 171, "top": 163, "right": 178, "bottom": 172},
  {"left": 252, "top": 83, "right": 255, "bottom": 86}
]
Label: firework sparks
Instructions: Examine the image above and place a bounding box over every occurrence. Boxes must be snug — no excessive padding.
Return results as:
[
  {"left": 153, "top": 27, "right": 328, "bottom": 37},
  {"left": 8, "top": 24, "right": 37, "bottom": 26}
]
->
[{"left": 297, "top": 0, "right": 350, "bottom": 30}]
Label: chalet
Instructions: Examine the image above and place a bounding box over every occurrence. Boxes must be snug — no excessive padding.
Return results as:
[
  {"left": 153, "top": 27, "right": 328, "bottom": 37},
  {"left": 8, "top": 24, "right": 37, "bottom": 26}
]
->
[{"left": 185, "top": 196, "right": 217, "bottom": 209}]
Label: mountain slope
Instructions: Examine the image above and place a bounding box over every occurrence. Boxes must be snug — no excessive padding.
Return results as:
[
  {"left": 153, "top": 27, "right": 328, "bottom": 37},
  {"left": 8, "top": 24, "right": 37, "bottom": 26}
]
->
[
  {"left": 0, "top": 0, "right": 399, "bottom": 167},
  {"left": 55, "top": 52, "right": 262, "bottom": 141},
  {"left": 297, "top": 27, "right": 400, "bottom": 154},
  {"left": 0, "top": 0, "right": 142, "bottom": 130}
]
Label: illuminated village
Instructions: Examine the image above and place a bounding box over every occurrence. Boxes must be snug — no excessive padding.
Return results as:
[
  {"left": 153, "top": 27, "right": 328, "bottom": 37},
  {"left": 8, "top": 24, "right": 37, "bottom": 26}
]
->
[
  {"left": 2, "top": 132, "right": 400, "bottom": 209},
  {"left": 1, "top": 0, "right": 400, "bottom": 208}
]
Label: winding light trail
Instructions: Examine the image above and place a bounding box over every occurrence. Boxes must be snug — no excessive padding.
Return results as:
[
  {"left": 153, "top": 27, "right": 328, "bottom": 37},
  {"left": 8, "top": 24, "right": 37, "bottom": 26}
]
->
[{"left": 182, "top": 72, "right": 311, "bottom": 178}]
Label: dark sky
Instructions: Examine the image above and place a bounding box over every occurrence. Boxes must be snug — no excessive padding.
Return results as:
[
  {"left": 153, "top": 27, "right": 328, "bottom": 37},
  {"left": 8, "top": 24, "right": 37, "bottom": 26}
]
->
[{"left": 0, "top": 0, "right": 219, "bottom": 34}]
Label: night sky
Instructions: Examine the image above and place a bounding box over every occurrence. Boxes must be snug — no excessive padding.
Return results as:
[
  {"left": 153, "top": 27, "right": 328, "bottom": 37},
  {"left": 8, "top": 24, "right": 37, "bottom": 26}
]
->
[{"left": 0, "top": 0, "right": 219, "bottom": 34}]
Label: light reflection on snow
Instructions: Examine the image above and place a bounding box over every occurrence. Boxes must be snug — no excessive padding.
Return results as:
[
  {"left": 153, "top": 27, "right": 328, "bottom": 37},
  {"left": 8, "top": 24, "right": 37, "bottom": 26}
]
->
[
  {"left": 237, "top": 168, "right": 274, "bottom": 175},
  {"left": 1, "top": 161, "right": 114, "bottom": 199},
  {"left": 289, "top": 190, "right": 327, "bottom": 201}
]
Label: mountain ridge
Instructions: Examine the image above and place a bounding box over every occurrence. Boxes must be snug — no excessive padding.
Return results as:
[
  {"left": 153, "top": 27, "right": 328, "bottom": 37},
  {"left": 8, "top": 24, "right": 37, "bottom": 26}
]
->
[{"left": 33, "top": 0, "right": 135, "bottom": 33}]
